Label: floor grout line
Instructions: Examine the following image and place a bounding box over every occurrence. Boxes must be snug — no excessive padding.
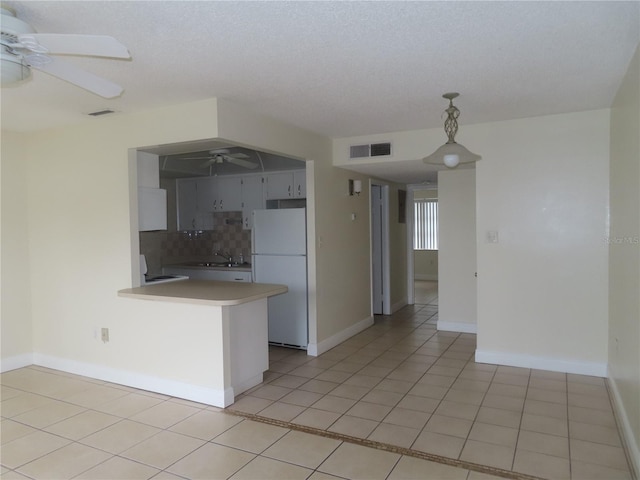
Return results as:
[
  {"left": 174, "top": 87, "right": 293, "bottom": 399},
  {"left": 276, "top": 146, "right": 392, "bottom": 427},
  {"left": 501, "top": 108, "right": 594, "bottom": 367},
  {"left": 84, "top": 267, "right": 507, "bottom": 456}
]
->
[{"left": 224, "top": 407, "right": 545, "bottom": 480}]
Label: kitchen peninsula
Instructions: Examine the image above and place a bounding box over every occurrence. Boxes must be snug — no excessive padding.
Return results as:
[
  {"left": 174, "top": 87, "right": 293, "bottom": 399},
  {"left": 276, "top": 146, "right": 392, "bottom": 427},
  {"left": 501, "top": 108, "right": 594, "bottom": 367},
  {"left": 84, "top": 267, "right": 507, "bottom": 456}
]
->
[{"left": 118, "top": 279, "right": 287, "bottom": 407}]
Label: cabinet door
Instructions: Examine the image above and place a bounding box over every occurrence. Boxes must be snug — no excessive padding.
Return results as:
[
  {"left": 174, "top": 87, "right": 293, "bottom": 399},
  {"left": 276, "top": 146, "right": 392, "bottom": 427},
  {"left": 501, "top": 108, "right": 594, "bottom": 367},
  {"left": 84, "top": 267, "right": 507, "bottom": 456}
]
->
[
  {"left": 265, "top": 172, "right": 294, "bottom": 200},
  {"left": 138, "top": 187, "right": 167, "bottom": 231},
  {"left": 176, "top": 179, "right": 198, "bottom": 230},
  {"left": 241, "top": 175, "right": 264, "bottom": 229},
  {"left": 218, "top": 176, "right": 243, "bottom": 212},
  {"left": 196, "top": 177, "right": 217, "bottom": 212},
  {"left": 293, "top": 170, "right": 306, "bottom": 198}
]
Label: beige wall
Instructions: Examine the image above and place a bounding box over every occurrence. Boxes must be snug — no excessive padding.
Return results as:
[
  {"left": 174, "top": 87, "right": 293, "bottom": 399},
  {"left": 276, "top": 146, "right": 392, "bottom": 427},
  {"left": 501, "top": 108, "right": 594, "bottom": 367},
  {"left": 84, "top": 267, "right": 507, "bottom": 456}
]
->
[
  {"left": 1, "top": 97, "right": 386, "bottom": 386},
  {"left": 438, "top": 169, "right": 476, "bottom": 332},
  {"left": 609, "top": 43, "right": 640, "bottom": 471},
  {"left": 414, "top": 251, "right": 438, "bottom": 279},
  {"left": 335, "top": 109, "right": 611, "bottom": 376},
  {"left": 1, "top": 131, "right": 33, "bottom": 367},
  {"left": 475, "top": 110, "right": 610, "bottom": 374}
]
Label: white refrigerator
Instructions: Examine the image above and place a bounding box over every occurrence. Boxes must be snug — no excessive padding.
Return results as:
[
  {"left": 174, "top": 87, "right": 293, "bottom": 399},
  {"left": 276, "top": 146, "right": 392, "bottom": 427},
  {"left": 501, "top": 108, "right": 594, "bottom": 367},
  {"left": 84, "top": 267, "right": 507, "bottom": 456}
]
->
[{"left": 252, "top": 208, "right": 308, "bottom": 349}]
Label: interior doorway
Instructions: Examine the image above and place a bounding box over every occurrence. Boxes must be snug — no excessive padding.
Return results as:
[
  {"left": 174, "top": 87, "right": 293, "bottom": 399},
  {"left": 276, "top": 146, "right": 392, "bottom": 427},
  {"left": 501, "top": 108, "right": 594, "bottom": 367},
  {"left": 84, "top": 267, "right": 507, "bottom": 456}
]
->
[
  {"left": 371, "top": 183, "right": 391, "bottom": 315},
  {"left": 407, "top": 184, "right": 439, "bottom": 306}
]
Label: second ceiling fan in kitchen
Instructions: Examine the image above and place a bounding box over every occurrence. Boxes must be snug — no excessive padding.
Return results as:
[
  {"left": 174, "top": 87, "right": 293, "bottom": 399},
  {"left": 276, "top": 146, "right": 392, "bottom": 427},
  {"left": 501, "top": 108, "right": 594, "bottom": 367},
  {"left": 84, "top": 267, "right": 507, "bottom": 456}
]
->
[{"left": 182, "top": 149, "right": 259, "bottom": 170}]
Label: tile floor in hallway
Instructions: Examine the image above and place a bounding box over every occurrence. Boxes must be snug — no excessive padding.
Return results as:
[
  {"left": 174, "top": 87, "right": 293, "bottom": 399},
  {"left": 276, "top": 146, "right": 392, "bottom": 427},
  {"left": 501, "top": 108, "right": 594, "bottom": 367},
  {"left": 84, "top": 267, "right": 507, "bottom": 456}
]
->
[
  {"left": 230, "top": 281, "right": 634, "bottom": 480},
  {"left": 0, "top": 281, "right": 634, "bottom": 480}
]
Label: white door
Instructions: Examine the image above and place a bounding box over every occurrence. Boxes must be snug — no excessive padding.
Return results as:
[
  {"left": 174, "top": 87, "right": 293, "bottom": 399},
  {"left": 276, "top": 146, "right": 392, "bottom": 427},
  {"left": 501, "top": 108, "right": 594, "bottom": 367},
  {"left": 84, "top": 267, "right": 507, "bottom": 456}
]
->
[{"left": 371, "top": 185, "right": 384, "bottom": 314}]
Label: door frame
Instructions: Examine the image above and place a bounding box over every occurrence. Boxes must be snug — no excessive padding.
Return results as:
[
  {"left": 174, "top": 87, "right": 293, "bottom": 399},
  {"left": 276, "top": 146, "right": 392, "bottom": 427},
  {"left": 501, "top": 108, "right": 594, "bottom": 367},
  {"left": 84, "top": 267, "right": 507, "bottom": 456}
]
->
[
  {"left": 370, "top": 182, "right": 391, "bottom": 315},
  {"left": 406, "top": 185, "right": 417, "bottom": 305}
]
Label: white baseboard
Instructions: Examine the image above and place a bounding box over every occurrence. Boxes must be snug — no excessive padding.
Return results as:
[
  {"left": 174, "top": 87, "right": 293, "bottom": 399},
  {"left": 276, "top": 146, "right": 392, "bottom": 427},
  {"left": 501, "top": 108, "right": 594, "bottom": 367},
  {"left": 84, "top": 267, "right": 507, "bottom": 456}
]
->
[
  {"left": 233, "top": 373, "right": 263, "bottom": 396},
  {"left": 608, "top": 368, "right": 640, "bottom": 477},
  {"left": 307, "top": 316, "right": 374, "bottom": 356},
  {"left": 475, "top": 350, "right": 607, "bottom": 377},
  {"left": 415, "top": 274, "right": 438, "bottom": 281},
  {"left": 391, "top": 297, "right": 408, "bottom": 314},
  {"left": 437, "top": 320, "right": 477, "bottom": 334},
  {"left": 1, "top": 353, "right": 35, "bottom": 373},
  {"left": 33, "top": 353, "right": 233, "bottom": 407}
]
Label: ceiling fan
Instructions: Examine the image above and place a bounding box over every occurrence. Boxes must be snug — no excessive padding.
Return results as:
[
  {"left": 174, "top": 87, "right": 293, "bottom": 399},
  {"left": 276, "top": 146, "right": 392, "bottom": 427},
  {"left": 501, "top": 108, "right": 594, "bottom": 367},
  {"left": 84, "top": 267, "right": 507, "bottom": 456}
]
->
[
  {"left": 0, "top": 6, "right": 130, "bottom": 98},
  {"left": 184, "top": 149, "right": 259, "bottom": 170}
]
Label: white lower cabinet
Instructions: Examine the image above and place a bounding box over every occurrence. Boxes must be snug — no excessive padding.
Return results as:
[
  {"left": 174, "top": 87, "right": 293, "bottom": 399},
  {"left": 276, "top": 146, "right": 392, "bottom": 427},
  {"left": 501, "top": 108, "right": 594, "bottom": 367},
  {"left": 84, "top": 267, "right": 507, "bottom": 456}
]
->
[{"left": 163, "top": 266, "right": 252, "bottom": 282}]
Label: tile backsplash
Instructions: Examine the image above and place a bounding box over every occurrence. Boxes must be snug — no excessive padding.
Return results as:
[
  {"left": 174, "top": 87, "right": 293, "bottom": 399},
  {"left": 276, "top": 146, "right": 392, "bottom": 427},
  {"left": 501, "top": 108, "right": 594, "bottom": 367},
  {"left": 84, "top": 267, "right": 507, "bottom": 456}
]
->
[{"left": 140, "top": 211, "right": 251, "bottom": 275}]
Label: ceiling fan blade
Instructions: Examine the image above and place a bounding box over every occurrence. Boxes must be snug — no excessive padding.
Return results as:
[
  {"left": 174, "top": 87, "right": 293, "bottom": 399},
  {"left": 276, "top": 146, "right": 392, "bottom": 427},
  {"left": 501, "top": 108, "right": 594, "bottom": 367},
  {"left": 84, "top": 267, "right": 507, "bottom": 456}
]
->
[
  {"left": 226, "top": 157, "right": 259, "bottom": 169},
  {"left": 31, "top": 57, "right": 123, "bottom": 98},
  {"left": 200, "top": 159, "right": 216, "bottom": 167},
  {"left": 19, "top": 33, "right": 130, "bottom": 58}
]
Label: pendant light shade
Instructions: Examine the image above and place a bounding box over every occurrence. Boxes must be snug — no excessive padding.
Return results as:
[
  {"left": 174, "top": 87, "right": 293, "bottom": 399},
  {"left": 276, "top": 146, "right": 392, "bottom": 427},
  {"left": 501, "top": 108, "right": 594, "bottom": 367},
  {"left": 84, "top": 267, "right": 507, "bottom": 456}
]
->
[{"left": 423, "top": 92, "right": 481, "bottom": 168}]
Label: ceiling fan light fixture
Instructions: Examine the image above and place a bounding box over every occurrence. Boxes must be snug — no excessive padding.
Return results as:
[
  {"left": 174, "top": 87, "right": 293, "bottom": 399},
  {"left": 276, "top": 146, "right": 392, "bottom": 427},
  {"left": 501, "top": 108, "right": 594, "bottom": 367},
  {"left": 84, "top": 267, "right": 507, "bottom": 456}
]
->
[{"left": 423, "top": 92, "right": 481, "bottom": 168}]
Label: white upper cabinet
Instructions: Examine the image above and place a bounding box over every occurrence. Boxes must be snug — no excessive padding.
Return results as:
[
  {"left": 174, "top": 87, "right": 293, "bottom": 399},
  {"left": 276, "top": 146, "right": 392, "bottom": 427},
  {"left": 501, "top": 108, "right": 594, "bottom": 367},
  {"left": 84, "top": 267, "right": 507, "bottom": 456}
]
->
[
  {"left": 217, "top": 176, "right": 243, "bottom": 212},
  {"left": 241, "top": 175, "right": 264, "bottom": 230},
  {"left": 176, "top": 169, "right": 304, "bottom": 230},
  {"left": 265, "top": 170, "right": 306, "bottom": 200},
  {"left": 294, "top": 170, "right": 306, "bottom": 198},
  {"left": 176, "top": 178, "right": 199, "bottom": 230},
  {"left": 195, "top": 176, "right": 242, "bottom": 213},
  {"left": 138, "top": 187, "right": 167, "bottom": 231},
  {"left": 196, "top": 177, "right": 217, "bottom": 213},
  {"left": 137, "top": 152, "right": 167, "bottom": 231},
  {"left": 137, "top": 151, "right": 160, "bottom": 188}
]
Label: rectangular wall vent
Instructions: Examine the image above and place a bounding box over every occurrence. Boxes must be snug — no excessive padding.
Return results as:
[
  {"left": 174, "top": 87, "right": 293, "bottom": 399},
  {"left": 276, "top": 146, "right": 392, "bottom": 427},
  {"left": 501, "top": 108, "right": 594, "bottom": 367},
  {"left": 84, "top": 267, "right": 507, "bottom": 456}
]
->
[
  {"left": 370, "top": 142, "right": 392, "bottom": 157},
  {"left": 349, "top": 142, "right": 392, "bottom": 159},
  {"left": 350, "top": 144, "right": 370, "bottom": 158}
]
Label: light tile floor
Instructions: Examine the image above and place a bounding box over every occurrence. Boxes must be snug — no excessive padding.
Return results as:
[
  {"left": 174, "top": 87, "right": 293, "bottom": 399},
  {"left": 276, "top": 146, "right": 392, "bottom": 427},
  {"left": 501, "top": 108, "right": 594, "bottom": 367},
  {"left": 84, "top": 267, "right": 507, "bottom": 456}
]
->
[
  {"left": 0, "top": 281, "right": 634, "bottom": 480},
  {"left": 230, "top": 281, "right": 634, "bottom": 480}
]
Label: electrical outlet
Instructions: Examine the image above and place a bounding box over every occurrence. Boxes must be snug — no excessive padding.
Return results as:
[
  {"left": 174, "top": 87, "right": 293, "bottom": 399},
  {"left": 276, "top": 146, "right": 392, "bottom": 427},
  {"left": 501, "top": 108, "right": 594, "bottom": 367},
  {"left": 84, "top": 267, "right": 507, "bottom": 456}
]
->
[{"left": 101, "top": 328, "right": 109, "bottom": 343}]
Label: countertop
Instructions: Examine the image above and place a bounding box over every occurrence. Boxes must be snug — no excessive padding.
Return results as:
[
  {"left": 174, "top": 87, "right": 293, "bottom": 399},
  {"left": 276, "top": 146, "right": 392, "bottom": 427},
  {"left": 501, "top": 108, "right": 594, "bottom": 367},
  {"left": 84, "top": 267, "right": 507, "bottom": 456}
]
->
[{"left": 118, "top": 279, "right": 287, "bottom": 306}]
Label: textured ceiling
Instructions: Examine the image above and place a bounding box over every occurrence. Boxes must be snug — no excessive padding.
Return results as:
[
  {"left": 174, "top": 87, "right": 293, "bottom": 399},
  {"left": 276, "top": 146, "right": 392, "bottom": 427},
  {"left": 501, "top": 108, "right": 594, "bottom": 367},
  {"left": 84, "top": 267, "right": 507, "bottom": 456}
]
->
[{"left": 2, "top": 1, "right": 639, "bottom": 183}]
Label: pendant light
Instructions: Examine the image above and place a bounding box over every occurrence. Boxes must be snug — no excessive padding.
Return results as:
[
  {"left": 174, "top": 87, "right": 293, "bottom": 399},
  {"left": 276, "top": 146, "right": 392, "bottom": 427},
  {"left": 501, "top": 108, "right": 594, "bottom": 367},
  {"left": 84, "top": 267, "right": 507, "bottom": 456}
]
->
[{"left": 423, "top": 92, "right": 481, "bottom": 168}]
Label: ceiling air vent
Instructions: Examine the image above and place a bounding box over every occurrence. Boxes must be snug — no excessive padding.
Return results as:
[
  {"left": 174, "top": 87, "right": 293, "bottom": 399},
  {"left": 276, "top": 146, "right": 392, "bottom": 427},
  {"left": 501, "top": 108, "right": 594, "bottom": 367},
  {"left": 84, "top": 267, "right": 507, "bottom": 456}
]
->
[
  {"left": 88, "top": 109, "right": 115, "bottom": 117},
  {"left": 349, "top": 142, "right": 392, "bottom": 159},
  {"left": 370, "top": 142, "right": 391, "bottom": 157},
  {"left": 350, "top": 144, "right": 370, "bottom": 158}
]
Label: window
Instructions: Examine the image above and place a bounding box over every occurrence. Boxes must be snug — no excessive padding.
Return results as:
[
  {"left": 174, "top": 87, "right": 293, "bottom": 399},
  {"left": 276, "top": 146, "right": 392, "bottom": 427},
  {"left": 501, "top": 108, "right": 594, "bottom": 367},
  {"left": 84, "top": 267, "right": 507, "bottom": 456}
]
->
[{"left": 414, "top": 199, "right": 438, "bottom": 250}]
